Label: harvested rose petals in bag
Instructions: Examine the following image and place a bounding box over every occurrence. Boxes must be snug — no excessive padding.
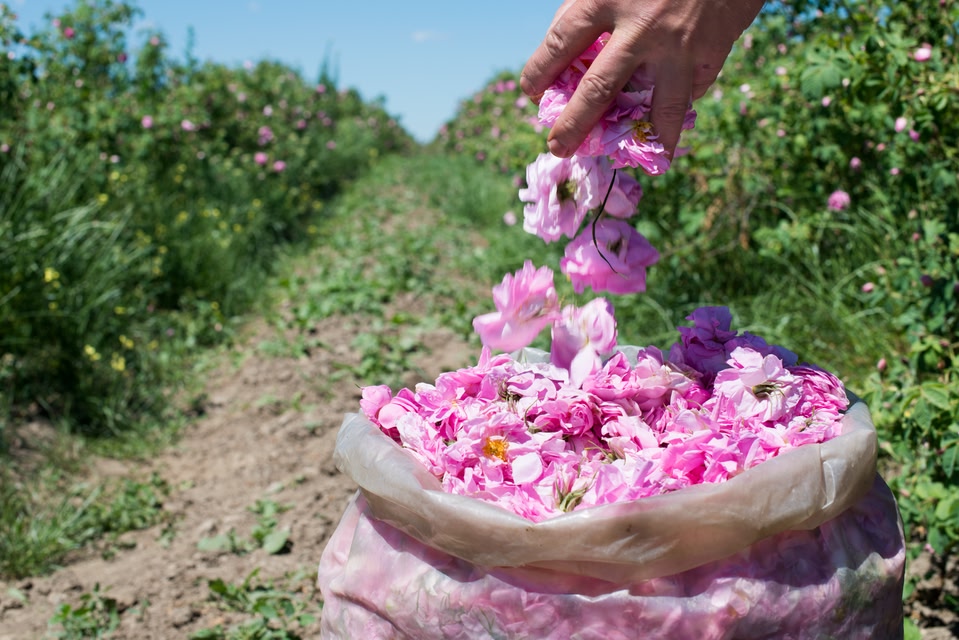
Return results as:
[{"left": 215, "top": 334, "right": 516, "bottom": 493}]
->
[{"left": 318, "top": 308, "right": 905, "bottom": 638}]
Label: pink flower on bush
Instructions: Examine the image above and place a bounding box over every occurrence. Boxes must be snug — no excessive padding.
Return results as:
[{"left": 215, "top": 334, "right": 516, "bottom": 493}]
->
[
  {"left": 63, "top": 27, "right": 75, "bottom": 39},
  {"left": 254, "top": 151, "right": 268, "bottom": 165},
  {"left": 560, "top": 219, "right": 659, "bottom": 295},
  {"left": 914, "top": 45, "right": 932, "bottom": 62},
  {"left": 141, "top": 115, "right": 153, "bottom": 129},
  {"left": 472, "top": 261, "right": 560, "bottom": 352},
  {"left": 861, "top": 282, "right": 875, "bottom": 293},
  {"left": 272, "top": 160, "right": 286, "bottom": 172},
  {"left": 827, "top": 189, "right": 850, "bottom": 211},
  {"left": 258, "top": 125, "right": 274, "bottom": 145},
  {"left": 550, "top": 298, "right": 618, "bottom": 387},
  {"left": 849, "top": 157, "right": 862, "bottom": 171},
  {"left": 180, "top": 119, "right": 197, "bottom": 132},
  {"left": 894, "top": 117, "right": 908, "bottom": 133}
]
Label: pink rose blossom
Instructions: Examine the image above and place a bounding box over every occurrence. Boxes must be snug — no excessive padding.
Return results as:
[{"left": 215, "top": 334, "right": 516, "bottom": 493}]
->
[
  {"left": 894, "top": 117, "right": 908, "bottom": 132},
  {"left": 272, "top": 160, "right": 286, "bottom": 172},
  {"left": 560, "top": 219, "right": 659, "bottom": 295},
  {"left": 709, "top": 347, "right": 801, "bottom": 423},
  {"left": 503, "top": 211, "right": 517, "bottom": 226},
  {"left": 180, "top": 119, "right": 196, "bottom": 132},
  {"left": 850, "top": 157, "right": 862, "bottom": 171},
  {"left": 63, "top": 27, "right": 75, "bottom": 39},
  {"left": 258, "top": 125, "right": 274, "bottom": 145},
  {"left": 254, "top": 151, "right": 268, "bottom": 165},
  {"left": 550, "top": 298, "right": 618, "bottom": 386},
  {"left": 914, "top": 45, "right": 932, "bottom": 62},
  {"left": 519, "top": 153, "right": 604, "bottom": 243},
  {"left": 827, "top": 189, "right": 850, "bottom": 211},
  {"left": 861, "top": 282, "right": 875, "bottom": 293},
  {"left": 472, "top": 261, "right": 560, "bottom": 352},
  {"left": 141, "top": 115, "right": 153, "bottom": 129}
]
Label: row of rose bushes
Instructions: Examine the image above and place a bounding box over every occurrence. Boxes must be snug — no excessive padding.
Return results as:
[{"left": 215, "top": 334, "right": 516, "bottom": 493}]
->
[{"left": 0, "top": 1, "right": 413, "bottom": 439}]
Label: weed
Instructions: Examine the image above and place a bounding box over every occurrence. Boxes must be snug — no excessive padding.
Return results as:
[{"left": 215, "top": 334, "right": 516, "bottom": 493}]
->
[
  {"left": 190, "top": 569, "right": 319, "bottom": 640},
  {"left": 48, "top": 584, "right": 121, "bottom": 640},
  {"left": 197, "top": 499, "right": 292, "bottom": 556}
]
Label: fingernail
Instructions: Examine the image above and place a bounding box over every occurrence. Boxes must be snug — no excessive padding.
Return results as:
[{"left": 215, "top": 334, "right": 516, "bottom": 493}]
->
[{"left": 547, "top": 137, "right": 569, "bottom": 158}]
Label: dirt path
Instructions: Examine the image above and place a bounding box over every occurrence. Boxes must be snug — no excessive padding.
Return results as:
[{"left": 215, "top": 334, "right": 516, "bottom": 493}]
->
[{"left": 0, "top": 309, "right": 474, "bottom": 639}]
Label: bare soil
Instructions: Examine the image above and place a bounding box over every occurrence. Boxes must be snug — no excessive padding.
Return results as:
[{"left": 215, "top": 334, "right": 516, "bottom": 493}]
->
[
  {"left": 0, "top": 309, "right": 474, "bottom": 639},
  {"left": 0, "top": 307, "right": 956, "bottom": 639}
]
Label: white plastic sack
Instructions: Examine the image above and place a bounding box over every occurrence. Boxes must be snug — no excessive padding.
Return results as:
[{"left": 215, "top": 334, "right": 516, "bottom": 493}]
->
[{"left": 318, "top": 403, "right": 905, "bottom": 639}]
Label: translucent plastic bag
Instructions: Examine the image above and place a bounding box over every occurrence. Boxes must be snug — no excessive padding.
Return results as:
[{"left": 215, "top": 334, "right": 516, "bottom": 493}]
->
[{"left": 317, "top": 403, "right": 906, "bottom": 639}]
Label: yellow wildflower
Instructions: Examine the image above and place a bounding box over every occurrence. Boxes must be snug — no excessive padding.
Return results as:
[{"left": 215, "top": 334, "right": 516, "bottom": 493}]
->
[
  {"left": 84, "top": 345, "right": 101, "bottom": 361},
  {"left": 110, "top": 353, "right": 126, "bottom": 372}
]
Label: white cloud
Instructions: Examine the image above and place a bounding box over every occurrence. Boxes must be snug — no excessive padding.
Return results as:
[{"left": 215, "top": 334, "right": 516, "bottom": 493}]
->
[{"left": 411, "top": 30, "right": 447, "bottom": 43}]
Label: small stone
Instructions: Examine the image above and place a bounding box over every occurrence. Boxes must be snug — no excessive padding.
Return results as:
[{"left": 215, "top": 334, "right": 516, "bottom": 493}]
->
[{"left": 169, "top": 606, "right": 198, "bottom": 628}]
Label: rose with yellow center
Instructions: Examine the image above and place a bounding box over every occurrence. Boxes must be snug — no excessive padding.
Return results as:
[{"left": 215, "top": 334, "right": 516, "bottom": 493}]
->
[{"left": 482, "top": 437, "right": 509, "bottom": 462}]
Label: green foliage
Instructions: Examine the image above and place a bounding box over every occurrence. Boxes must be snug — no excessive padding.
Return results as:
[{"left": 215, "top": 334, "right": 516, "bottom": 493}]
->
[
  {"left": 190, "top": 569, "right": 318, "bottom": 640},
  {"left": 48, "top": 584, "right": 122, "bottom": 640},
  {"left": 197, "top": 499, "right": 292, "bottom": 556},
  {"left": 0, "top": 471, "right": 171, "bottom": 579},
  {"left": 0, "top": 0, "right": 413, "bottom": 442},
  {"left": 433, "top": 70, "right": 545, "bottom": 177}
]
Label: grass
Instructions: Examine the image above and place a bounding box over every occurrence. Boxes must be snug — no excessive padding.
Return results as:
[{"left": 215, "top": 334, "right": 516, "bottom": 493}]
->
[{"left": 0, "top": 470, "right": 171, "bottom": 579}]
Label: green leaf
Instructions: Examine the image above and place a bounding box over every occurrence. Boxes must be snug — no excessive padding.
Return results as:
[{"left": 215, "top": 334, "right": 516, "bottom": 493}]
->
[
  {"left": 943, "top": 441, "right": 959, "bottom": 478},
  {"left": 935, "top": 495, "right": 959, "bottom": 521},
  {"left": 262, "top": 528, "right": 290, "bottom": 555},
  {"left": 197, "top": 535, "right": 232, "bottom": 552},
  {"left": 928, "top": 526, "right": 946, "bottom": 554},
  {"left": 800, "top": 53, "right": 845, "bottom": 99},
  {"left": 921, "top": 383, "right": 953, "bottom": 411},
  {"left": 904, "top": 617, "right": 922, "bottom": 640}
]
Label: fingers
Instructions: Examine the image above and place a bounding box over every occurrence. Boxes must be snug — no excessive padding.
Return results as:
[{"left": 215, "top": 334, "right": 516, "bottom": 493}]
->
[
  {"left": 648, "top": 57, "right": 695, "bottom": 159},
  {"left": 521, "top": 0, "right": 608, "bottom": 101},
  {"left": 545, "top": 32, "right": 642, "bottom": 157}
]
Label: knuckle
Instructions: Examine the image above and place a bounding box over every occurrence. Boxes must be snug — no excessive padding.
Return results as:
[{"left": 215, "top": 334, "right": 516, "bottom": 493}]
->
[
  {"left": 541, "top": 24, "right": 570, "bottom": 61},
  {"left": 577, "top": 72, "right": 622, "bottom": 108}
]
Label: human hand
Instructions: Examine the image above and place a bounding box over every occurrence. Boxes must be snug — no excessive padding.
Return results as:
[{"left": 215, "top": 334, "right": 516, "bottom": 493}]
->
[{"left": 521, "top": 0, "right": 766, "bottom": 159}]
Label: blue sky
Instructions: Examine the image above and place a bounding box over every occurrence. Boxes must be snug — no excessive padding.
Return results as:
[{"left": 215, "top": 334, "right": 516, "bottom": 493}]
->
[{"left": 10, "top": 0, "right": 561, "bottom": 141}]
